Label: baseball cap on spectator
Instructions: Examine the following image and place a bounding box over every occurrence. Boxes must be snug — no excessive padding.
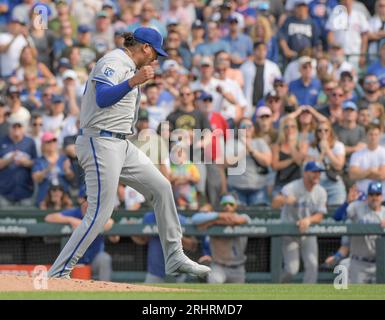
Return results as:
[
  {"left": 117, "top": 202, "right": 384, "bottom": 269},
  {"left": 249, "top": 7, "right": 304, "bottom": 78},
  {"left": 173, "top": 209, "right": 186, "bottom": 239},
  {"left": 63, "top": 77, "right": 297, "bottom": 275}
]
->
[
  {"left": 304, "top": 161, "right": 325, "bottom": 172},
  {"left": 7, "top": 85, "right": 20, "bottom": 95},
  {"left": 162, "top": 59, "right": 180, "bottom": 72},
  {"left": 58, "top": 57, "right": 71, "bottom": 69},
  {"left": 192, "top": 20, "right": 204, "bottom": 29},
  {"left": 266, "top": 90, "right": 279, "bottom": 99},
  {"left": 78, "top": 24, "right": 92, "bottom": 33},
  {"left": 273, "top": 77, "right": 286, "bottom": 85},
  {"left": 167, "top": 18, "right": 179, "bottom": 27},
  {"left": 294, "top": 0, "right": 310, "bottom": 6},
  {"left": 229, "top": 15, "right": 239, "bottom": 23},
  {"left": 7, "top": 114, "right": 24, "bottom": 127},
  {"left": 340, "top": 71, "right": 353, "bottom": 80},
  {"left": 368, "top": 181, "right": 383, "bottom": 195},
  {"left": 257, "top": 2, "right": 270, "bottom": 11},
  {"left": 52, "top": 95, "right": 64, "bottom": 104},
  {"left": 133, "top": 27, "right": 168, "bottom": 57},
  {"left": 41, "top": 131, "right": 57, "bottom": 143},
  {"left": 31, "top": 2, "right": 52, "bottom": 17},
  {"left": 200, "top": 56, "right": 213, "bottom": 67},
  {"left": 102, "top": 0, "right": 115, "bottom": 9},
  {"left": 298, "top": 56, "right": 312, "bottom": 67},
  {"left": 197, "top": 91, "right": 213, "bottom": 102},
  {"left": 220, "top": 194, "right": 237, "bottom": 206},
  {"left": 256, "top": 106, "right": 272, "bottom": 118},
  {"left": 96, "top": 11, "right": 109, "bottom": 18},
  {"left": 9, "top": 17, "right": 26, "bottom": 25},
  {"left": 342, "top": 101, "right": 358, "bottom": 111},
  {"left": 137, "top": 108, "right": 149, "bottom": 121},
  {"left": 63, "top": 69, "right": 77, "bottom": 80}
]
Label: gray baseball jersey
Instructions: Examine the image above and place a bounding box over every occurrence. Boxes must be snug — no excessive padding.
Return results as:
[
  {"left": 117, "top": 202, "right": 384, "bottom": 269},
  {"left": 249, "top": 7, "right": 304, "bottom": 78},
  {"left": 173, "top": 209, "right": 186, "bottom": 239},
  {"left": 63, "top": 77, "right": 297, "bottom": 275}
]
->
[
  {"left": 80, "top": 48, "right": 140, "bottom": 134},
  {"left": 347, "top": 201, "right": 385, "bottom": 259},
  {"left": 280, "top": 179, "right": 328, "bottom": 223},
  {"left": 209, "top": 214, "right": 251, "bottom": 267}
]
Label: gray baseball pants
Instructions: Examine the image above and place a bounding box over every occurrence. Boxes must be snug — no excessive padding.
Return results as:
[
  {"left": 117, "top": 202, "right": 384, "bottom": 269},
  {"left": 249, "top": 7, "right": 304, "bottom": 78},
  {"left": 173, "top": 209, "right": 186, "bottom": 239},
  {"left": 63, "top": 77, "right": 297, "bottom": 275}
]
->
[
  {"left": 349, "top": 259, "right": 376, "bottom": 284},
  {"left": 207, "top": 262, "right": 246, "bottom": 283},
  {"left": 48, "top": 135, "right": 185, "bottom": 278},
  {"left": 281, "top": 236, "right": 318, "bottom": 283}
]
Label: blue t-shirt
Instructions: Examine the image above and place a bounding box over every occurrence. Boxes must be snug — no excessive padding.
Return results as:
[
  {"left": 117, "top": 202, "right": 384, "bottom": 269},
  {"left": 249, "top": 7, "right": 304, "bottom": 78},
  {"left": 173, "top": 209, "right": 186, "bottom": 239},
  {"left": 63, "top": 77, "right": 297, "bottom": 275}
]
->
[
  {"left": 222, "top": 33, "right": 253, "bottom": 60},
  {"left": 32, "top": 154, "right": 71, "bottom": 205},
  {"left": 61, "top": 207, "right": 105, "bottom": 264},
  {"left": 278, "top": 16, "right": 321, "bottom": 53},
  {"left": 289, "top": 78, "right": 322, "bottom": 106},
  {"left": 144, "top": 211, "right": 187, "bottom": 278},
  {"left": 195, "top": 40, "right": 231, "bottom": 57},
  {"left": 367, "top": 60, "right": 385, "bottom": 81},
  {"left": 309, "top": 0, "right": 338, "bottom": 38},
  {"left": 0, "top": 135, "right": 37, "bottom": 201}
]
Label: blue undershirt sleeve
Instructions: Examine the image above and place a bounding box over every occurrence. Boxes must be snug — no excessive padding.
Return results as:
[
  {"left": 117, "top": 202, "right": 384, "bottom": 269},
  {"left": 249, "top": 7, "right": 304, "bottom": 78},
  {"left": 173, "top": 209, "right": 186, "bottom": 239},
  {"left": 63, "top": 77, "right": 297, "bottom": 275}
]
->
[{"left": 95, "top": 81, "right": 133, "bottom": 108}]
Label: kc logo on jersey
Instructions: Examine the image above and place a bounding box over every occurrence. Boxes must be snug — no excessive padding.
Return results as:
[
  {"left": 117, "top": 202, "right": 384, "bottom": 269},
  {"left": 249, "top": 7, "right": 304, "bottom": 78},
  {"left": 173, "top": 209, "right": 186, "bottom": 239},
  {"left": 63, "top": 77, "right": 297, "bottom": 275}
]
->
[{"left": 104, "top": 67, "right": 115, "bottom": 78}]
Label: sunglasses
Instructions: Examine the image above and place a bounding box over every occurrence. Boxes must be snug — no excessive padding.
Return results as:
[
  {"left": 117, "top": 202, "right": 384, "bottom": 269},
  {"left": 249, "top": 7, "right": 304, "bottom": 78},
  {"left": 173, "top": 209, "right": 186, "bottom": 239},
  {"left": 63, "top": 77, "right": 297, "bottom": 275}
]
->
[
  {"left": 284, "top": 124, "right": 296, "bottom": 129},
  {"left": 222, "top": 202, "right": 235, "bottom": 207},
  {"left": 267, "top": 98, "right": 280, "bottom": 102},
  {"left": 240, "top": 123, "right": 253, "bottom": 129},
  {"left": 365, "top": 79, "right": 378, "bottom": 85},
  {"left": 259, "top": 115, "right": 271, "bottom": 119},
  {"left": 317, "top": 128, "right": 329, "bottom": 133},
  {"left": 203, "top": 98, "right": 213, "bottom": 102},
  {"left": 45, "top": 139, "right": 57, "bottom": 143},
  {"left": 369, "top": 193, "right": 382, "bottom": 197}
]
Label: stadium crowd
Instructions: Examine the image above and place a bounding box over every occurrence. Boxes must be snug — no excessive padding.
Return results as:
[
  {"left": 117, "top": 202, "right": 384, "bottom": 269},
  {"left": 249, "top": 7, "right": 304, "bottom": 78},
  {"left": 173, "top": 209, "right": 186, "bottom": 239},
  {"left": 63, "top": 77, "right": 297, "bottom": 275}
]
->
[{"left": 0, "top": 0, "right": 385, "bottom": 284}]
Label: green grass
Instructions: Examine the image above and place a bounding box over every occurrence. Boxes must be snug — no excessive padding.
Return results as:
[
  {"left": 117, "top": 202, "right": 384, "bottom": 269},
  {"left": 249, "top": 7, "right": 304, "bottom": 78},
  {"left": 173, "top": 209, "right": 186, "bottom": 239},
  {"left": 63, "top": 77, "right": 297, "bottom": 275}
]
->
[{"left": 1, "top": 284, "right": 385, "bottom": 300}]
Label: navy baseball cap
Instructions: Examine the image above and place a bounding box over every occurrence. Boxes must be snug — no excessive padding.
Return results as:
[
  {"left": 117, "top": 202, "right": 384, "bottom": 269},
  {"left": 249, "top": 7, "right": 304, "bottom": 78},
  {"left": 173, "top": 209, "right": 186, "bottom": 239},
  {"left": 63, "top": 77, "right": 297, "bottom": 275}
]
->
[
  {"left": 52, "top": 95, "right": 64, "bottom": 103},
  {"left": 133, "top": 27, "right": 168, "bottom": 57},
  {"left": 197, "top": 91, "right": 213, "bottom": 101},
  {"left": 342, "top": 101, "right": 357, "bottom": 111},
  {"left": 304, "top": 161, "right": 325, "bottom": 172},
  {"left": 368, "top": 181, "right": 383, "bottom": 195},
  {"left": 78, "top": 24, "right": 92, "bottom": 33}
]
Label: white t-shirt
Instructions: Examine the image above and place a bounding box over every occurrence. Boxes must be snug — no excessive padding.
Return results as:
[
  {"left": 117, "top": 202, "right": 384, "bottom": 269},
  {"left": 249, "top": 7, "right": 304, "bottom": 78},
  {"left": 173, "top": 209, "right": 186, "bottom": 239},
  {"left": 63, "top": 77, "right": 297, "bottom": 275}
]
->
[
  {"left": 42, "top": 113, "right": 65, "bottom": 137},
  {"left": 124, "top": 186, "right": 145, "bottom": 210},
  {"left": 349, "top": 145, "right": 385, "bottom": 196},
  {"left": 0, "top": 33, "right": 28, "bottom": 77},
  {"left": 368, "top": 16, "right": 385, "bottom": 58},
  {"left": 326, "top": 9, "right": 369, "bottom": 55},
  {"left": 308, "top": 141, "right": 345, "bottom": 180}
]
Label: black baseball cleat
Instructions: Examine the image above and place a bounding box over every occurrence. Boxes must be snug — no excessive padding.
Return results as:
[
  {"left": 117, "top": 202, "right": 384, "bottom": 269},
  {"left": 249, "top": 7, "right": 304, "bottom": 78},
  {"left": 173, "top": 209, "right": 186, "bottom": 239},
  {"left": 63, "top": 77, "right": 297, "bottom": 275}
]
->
[{"left": 168, "top": 259, "right": 211, "bottom": 278}]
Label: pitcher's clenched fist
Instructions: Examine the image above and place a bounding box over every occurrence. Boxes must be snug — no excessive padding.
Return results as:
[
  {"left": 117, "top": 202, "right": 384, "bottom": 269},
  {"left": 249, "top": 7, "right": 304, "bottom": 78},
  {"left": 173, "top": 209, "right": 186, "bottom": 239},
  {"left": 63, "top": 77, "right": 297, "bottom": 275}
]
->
[{"left": 129, "top": 66, "right": 154, "bottom": 87}]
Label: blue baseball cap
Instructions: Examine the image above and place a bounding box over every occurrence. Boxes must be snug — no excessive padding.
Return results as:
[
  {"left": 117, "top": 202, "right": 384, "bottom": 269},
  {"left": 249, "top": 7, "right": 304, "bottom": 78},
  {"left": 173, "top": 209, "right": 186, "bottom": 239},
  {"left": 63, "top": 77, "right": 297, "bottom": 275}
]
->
[
  {"left": 368, "top": 181, "right": 383, "bottom": 195},
  {"left": 197, "top": 91, "right": 213, "bottom": 101},
  {"left": 52, "top": 95, "right": 64, "bottom": 103},
  {"left": 78, "top": 24, "right": 92, "bottom": 33},
  {"left": 220, "top": 194, "right": 237, "bottom": 206},
  {"left": 304, "top": 161, "right": 325, "bottom": 172},
  {"left": 342, "top": 101, "right": 358, "bottom": 111},
  {"left": 133, "top": 27, "right": 168, "bottom": 57}
]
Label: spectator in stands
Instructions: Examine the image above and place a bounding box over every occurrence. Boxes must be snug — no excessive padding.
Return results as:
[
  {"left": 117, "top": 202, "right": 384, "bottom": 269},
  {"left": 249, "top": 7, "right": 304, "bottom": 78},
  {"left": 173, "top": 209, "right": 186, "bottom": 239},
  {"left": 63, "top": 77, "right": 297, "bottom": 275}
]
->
[
  {"left": 349, "top": 123, "right": 385, "bottom": 197},
  {"left": 194, "top": 21, "right": 231, "bottom": 58},
  {"left": 254, "top": 106, "right": 277, "bottom": 146},
  {"left": 272, "top": 161, "right": 327, "bottom": 283},
  {"left": 222, "top": 15, "right": 253, "bottom": 67},
  {"left": 326, "top": 0, "right": 369, "bottom": 69},
  {"left": 42, "top": 95, "right": 66, "bottom": 138},
  {"left": 358, "top": 106, "right": 371, "bottom": 129},
  {"left": 196, "top": 91, "right": 228, "bottom": 206},
  {"left": 131, "top": 210, "right": 197, "bottom": 283},
  {"left": 0, "top": 18, "right": 29, "bottom": 78},
  {"left": 32, "top": 131, "right": 74, "bottom": 207},
  {"left": 283, "top": 48, "right": 317, "bottom": 84},
  {"left": 39, "top": 184, "right": 73, "bottom": 210},
  {"left": 226, "top": 117, "right": 272, "bottom": 206},
  {"left": 75, "top": 25, "right": 97, "bottom": 69},
  {"left": 189, "top": 20, "right": 205, "bottom": 56},
  {"left": 52, "top": 20, "right": 75, "bottom": 62},
  {"left": 45, "top": 198, "right": 117, "bottom": 281},
  {"left": 272, "top": 77, "right": 299, "bottom": 112},
  {"left": 249, "top": 15, "right": 279, "bottom": 64},
  {"left": 367, "top": 41, "right": 385, "bottom": 81},
  {"left": 328, "top": 44, "right": 356, "bottom": 80},
  {"left": 48, "top": 0, "right": 77, "bottom": 37},
  {"left": 278, "top": 0, "right": 321, "bottom": 61},
  {"left": 192, "top": 193, "right": 251, "bottom": 283},
  {"left": 358, "top": 74, "right": 385, "bottom": 110},
  {"left": 5, "top": 85, "right": 30, "bottom": 127},
  {"left": 263, "top": 90, "right": 284, "bottom": 129},
  {"left": 271, "top": 116, "right": 308, "bottom": 196},
  {"left": 288, "top": 56, "right": 321, "bottom": 107},
  {"left": 241, "top": 41, "right": 281, "bottom": 111},
  {"left": 368, "top": 0, "right": 385, "bottom": 63},
  {"left": 318, "top": 86, "right": 345, "bottom": 125},
  {"left": 333, "top": 101, "right": 366, "bottom": 159},
  {"left": 0, "top": 116, "right": 36, "bottom": 207},
  {"left": 169, "top": 142, "right": 200, "bottom": 210},
  {"left": 14, "top": 45, "right": 55, "bottom": 87},
  {"left": 20, "top": 70, "right": 42, "bottom": 111},
  {"left": 164, "top": 30, "right": 192, "bottom": 70},
  {"left": 339, "top": 71, "right": 359, "bottom": 103},
  {"left": 215, "top": 50, "right": 244, "bottom": 89},
  {"left": 29, "top": 8, "right": 55, "bottom": 71},
  {"left": 307, "top": 121, "right": 347, "bottom": 205},
  {"left": 92, "top": 11, "right": 114, "bottom": 55},
  {"left": 287, "top": 104, "right": 328, "bottom": 144},
  {"left": 368, "top": 102, "right": 385, "bottom": 130},
  {"left": 127, "top": 1, "right": 167, "bottom": 39},
  {"left": 28, "top": 113, "right": 43, "bottom": 157}
]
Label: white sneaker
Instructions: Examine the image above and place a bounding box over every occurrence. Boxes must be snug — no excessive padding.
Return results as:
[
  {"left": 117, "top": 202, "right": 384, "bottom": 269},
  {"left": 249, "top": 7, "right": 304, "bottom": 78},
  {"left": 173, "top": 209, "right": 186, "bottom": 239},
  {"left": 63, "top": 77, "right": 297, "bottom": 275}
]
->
[{"left": 169, "top": 259, "right": 211, "bottom": 278}]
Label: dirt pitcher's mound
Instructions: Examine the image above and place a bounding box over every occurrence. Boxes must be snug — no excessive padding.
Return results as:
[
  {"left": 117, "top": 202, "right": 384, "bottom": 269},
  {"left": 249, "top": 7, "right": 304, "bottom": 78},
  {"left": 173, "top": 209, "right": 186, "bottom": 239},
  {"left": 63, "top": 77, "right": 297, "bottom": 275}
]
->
[{"left": 0, "top": 275, "right": 186, "bottom": 292}]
